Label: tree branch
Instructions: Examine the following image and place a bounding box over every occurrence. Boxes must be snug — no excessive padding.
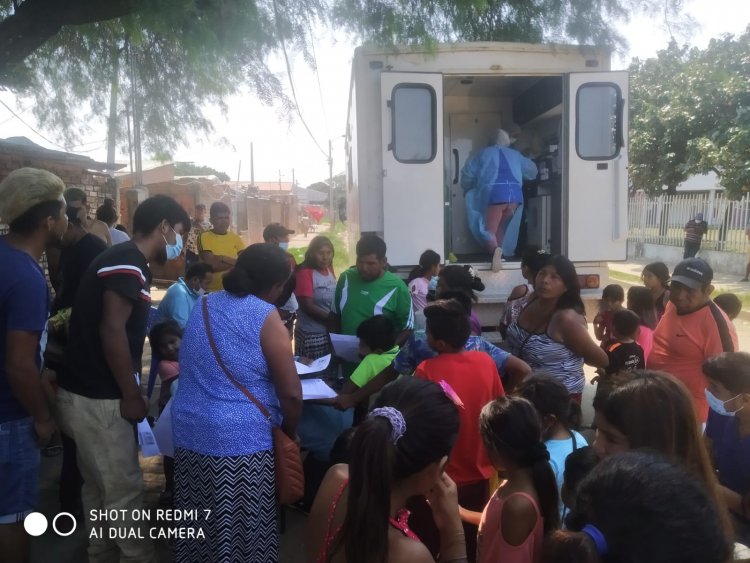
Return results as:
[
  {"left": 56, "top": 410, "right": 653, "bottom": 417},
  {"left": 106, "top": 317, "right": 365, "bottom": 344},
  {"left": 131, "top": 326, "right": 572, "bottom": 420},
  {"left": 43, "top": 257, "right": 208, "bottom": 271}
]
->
[{"left": 0, "top": 0, "right": 138, "bottom": 85}]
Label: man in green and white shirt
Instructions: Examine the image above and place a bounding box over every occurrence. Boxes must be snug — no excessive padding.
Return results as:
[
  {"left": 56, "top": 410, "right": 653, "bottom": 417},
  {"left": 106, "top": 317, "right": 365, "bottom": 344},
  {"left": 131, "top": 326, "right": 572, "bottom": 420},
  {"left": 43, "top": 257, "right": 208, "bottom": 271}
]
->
[{"left": 330, "top": 235, "right": 413, "bottom": 372}]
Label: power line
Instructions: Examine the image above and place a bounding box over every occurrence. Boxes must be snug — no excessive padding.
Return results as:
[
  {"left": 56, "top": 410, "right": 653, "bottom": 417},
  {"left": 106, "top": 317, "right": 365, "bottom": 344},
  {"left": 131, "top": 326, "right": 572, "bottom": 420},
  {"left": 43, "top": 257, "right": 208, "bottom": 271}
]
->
[
  {"left": 272, "top": 0, "right": 329, "bottom": 160},
  {"left": 307, "top": 17, "right": 330, "bottom": 139},
  {"left": 0, "top": 99, "right": 70, "bottom": 150}
]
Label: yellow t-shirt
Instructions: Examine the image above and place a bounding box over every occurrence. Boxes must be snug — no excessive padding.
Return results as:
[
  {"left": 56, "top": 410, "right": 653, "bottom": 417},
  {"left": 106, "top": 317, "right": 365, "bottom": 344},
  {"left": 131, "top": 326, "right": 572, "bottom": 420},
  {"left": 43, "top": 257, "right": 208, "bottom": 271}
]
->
[{"left": 198, "top": 230, "right": 245, "bottom": 291}]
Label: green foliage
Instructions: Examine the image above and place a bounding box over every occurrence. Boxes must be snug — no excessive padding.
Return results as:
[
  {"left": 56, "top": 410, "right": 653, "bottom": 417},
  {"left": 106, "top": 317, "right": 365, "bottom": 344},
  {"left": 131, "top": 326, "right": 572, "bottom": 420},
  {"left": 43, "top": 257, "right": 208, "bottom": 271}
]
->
[
  {"left": 629, "top": 28, "right": 750, "bottom": 198},
  {"left": 174, "top": 162, "right": 231, "bottom": 182},
  {"left": 1, "top": 0, "right": 684, "bottom": 157}
]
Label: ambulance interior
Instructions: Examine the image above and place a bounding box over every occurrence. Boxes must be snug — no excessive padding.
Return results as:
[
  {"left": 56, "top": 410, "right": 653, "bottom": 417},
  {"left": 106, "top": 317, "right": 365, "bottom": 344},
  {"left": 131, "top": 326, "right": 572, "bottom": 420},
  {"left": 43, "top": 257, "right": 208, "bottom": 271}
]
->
[{"left": 444, "top": 74, "right": 564, "bottom": 263}]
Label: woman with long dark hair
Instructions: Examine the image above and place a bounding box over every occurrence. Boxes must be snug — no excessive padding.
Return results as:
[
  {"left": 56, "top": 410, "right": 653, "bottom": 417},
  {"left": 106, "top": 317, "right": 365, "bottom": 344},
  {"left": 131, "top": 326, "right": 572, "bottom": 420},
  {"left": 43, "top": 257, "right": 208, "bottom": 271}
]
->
[
  {"left": 294, "top": 235, "right": 337, "bottom": 379},
  {"left": 505, "top": 255, "right": 608, "bottom": 401},
  {"left": 592, "top": 370, "right": 732, "bottom": 537},
  {"left": 625, "top": 286, "right": 658, "bottom": 361},
  {"left": 172, "top": 243, "right": 302, "bottom": 562},
  {"left": 641, "top": 261, "right": 671, "bottom": 320},
  {"left": 407, "top": 249, "right": 441, "bottom": 312},
  {"left": 306, "top": 377, "right": 466, "bottom": 563}
]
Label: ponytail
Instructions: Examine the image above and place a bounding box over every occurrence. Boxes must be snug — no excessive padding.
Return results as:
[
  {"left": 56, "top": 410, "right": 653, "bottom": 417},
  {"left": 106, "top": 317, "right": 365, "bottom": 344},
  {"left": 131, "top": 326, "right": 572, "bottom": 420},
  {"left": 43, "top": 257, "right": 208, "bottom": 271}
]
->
[
  {"left": 408, "top": 249, "right": 441, "bottom": 284},
  {"left": 530, "top": 450, "right": 561, "bottom": 533},
  {"left": 543, "top": 530, "right": 600, "bottom": 563},
  {"left": 336, "top": 416, "right": 395, "bottom": 563},
  {"left": 407, "top": 265, "right": 423, "bottom": 284}
]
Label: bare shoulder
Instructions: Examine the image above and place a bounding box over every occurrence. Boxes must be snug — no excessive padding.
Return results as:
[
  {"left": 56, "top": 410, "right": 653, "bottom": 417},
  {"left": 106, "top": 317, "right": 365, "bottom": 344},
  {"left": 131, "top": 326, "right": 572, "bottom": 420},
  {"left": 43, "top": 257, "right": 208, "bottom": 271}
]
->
[
  {"left": 507, "top": 284, "right": 528, "bottom": 301},
  {"left": 553, "top": 308, "right": 587, "bottom": 329},
  {"left": 500, "top": 493, "right": 539, "bottom": 546},
  {"left": 388, "top": 534, "right": 435, "bottom": 563}
]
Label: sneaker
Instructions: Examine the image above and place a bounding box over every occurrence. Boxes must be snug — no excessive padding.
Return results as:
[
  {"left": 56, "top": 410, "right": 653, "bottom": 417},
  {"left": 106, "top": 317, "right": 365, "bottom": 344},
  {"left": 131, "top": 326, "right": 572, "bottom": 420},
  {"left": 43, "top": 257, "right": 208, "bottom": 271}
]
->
[{"left": 491, "top": 247, "right": 503, "bottom": 272}]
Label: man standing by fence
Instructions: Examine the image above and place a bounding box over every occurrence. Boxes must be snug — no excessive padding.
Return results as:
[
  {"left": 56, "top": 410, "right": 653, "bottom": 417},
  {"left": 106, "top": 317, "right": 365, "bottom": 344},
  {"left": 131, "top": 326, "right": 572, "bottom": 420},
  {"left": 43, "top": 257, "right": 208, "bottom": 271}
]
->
[
  {"left": 742, "top": 219, "right": 750, "bottom": 282},
  {"left": 683, "top": 212, "right": 708, "bottom": 259}
]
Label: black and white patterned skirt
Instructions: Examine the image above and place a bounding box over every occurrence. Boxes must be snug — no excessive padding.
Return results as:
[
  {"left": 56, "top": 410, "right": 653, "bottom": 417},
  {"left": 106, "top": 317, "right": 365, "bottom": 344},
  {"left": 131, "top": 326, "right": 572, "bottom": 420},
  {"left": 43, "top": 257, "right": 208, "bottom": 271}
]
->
[
  {"left": 173, "top": 448, "right": 277, "bottom": 563},
  {"left": 294, "top": 329, "right": 337, "bottom": 381}
]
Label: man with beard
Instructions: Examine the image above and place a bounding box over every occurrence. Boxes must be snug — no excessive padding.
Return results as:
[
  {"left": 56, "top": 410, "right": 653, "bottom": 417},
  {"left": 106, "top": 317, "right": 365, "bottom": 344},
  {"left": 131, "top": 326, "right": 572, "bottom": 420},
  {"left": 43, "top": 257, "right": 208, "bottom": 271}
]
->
[{"left": 56, "top": 195, "right": 189, "bottom": 562}]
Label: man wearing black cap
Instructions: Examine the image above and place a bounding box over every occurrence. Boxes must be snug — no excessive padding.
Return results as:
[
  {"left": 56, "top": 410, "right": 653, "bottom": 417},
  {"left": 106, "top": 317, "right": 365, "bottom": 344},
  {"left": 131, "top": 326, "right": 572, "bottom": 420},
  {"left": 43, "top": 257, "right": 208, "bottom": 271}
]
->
[
  {"left": 649, "top": 258, "right": 737, "bottom": 424},
  {"left": 263, "top": 223, "right": 298, "bottom": 335}
]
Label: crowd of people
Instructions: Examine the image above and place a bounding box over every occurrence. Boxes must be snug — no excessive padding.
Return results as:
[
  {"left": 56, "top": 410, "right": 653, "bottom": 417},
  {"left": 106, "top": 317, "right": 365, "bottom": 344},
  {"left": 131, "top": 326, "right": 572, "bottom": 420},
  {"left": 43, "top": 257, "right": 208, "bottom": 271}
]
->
[{"left": 0, "top": 166, "right": 749, "bottom": 563}]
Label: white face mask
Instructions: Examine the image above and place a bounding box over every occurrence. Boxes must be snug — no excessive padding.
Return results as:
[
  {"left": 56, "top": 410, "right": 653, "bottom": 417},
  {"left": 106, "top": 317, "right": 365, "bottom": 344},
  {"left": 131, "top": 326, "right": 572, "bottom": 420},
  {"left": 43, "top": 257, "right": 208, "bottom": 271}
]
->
[
  {"left": 278, "top": 242, "right": 289, "bottom": 251},
  {"left": 196, "top": 288, "right": 206, "bottom": 297}
]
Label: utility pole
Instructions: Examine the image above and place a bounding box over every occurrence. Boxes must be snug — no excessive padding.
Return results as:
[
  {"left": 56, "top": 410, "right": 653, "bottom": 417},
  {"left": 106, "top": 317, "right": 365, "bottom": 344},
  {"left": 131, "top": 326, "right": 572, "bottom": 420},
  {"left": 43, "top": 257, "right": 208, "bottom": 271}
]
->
[
  {"left": 328, "top": 139, "right": 335, "bottom": 227},
  {"left": 250, "top": 142, "right": 255, "bottom": 188}
]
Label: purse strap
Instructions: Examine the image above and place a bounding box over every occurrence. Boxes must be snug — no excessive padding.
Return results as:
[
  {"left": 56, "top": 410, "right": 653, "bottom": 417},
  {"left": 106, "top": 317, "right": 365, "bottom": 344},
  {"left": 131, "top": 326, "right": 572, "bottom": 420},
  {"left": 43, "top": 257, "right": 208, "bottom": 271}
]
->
[{"left": 201, "top": 296, "right": 272, "bottom": 422}]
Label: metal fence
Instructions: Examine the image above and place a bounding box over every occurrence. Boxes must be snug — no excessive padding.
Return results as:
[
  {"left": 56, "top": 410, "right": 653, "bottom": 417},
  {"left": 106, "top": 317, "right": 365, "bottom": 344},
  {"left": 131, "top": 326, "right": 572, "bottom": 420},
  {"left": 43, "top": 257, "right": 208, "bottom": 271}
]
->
[{"left": 628, "top": 193, "right": 750, "bottom": 253}]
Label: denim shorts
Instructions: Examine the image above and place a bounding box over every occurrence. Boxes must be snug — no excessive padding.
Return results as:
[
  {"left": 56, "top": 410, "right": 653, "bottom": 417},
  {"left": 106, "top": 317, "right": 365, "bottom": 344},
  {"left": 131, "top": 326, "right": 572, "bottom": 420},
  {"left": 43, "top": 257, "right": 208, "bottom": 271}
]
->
[{"left": 0, "top": 417, "right": 40, "bottom": 523}]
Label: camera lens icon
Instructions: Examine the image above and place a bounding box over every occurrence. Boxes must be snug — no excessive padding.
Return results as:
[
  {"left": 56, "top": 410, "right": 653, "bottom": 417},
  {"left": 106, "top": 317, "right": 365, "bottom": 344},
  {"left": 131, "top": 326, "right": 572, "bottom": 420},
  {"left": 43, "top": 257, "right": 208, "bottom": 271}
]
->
[{"left": 24, "top": 512, "right": 77, "bottom": 537}]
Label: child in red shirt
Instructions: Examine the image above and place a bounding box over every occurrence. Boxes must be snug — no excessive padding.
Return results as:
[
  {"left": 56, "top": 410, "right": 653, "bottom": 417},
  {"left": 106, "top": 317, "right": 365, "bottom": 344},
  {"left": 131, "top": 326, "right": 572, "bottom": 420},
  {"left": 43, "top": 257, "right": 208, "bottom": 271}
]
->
[{"left": 414, "top": 298, "right": 505, "bottom": 560}]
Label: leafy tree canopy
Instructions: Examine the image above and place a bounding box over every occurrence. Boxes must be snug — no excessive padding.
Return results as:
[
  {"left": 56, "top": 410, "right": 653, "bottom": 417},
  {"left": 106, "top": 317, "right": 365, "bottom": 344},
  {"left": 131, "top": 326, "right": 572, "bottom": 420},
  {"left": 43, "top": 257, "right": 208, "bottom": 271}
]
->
[
  {"left": 0, "top": 0, "right": 682, "bottom": 156},
  {"left": 629, "top": 28, "right": 750, "bottom": 198},
  {"left": 174, "top": 162, "right": 230, "bottom": 181}
]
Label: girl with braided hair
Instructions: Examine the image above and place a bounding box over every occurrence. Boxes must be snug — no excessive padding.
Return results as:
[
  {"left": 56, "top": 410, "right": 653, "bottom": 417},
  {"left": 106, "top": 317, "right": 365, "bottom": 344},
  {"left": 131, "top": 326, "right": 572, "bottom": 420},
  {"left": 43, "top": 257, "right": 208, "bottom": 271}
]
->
[{"left": 461, "top": 396, "right": 560, "bottom": 563}]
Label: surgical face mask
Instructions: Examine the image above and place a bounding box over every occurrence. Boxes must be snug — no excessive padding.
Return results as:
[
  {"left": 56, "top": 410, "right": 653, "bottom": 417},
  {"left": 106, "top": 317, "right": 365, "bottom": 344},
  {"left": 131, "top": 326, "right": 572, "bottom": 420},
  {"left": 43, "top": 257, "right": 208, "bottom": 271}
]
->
[
  {"left": 705, "top": 388, "right": 743, "bottom": 417},
  {"left": 196, "top": 288, "right": 206, "bottom": 297},
  {"left": 163, "top": 228, "right": 183, "bottom": 261},
  {"left": 428, "top": 276, "right": 439, "bottom": 291},
  {"left": 279, "top": 242, "right": 289, "bottom": 251}
]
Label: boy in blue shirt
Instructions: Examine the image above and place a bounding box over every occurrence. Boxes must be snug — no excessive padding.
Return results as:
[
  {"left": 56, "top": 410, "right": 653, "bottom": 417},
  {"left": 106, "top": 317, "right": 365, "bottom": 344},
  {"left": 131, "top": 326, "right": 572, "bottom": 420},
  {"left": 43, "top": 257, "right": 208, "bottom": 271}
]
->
[{"left": 703, "top": 352, "right": 750, "bottom": 545}]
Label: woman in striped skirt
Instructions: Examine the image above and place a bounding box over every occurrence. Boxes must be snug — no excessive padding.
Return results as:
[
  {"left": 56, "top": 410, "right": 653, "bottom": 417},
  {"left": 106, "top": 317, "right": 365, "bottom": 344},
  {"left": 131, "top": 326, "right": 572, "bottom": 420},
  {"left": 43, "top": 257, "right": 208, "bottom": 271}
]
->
[
  {"left": 293, "top": 235, "right": 337, "bottom": 382},
  {"left": 171, "top": 243, "right": 302, "bottom": 562}
]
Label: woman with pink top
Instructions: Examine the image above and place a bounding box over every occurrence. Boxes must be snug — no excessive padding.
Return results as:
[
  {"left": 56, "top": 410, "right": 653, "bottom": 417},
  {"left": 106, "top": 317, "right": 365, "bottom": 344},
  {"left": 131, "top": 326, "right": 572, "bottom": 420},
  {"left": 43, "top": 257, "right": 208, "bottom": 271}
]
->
[{"left": 625, "top": 286, "right": 658, "bottom": 361}]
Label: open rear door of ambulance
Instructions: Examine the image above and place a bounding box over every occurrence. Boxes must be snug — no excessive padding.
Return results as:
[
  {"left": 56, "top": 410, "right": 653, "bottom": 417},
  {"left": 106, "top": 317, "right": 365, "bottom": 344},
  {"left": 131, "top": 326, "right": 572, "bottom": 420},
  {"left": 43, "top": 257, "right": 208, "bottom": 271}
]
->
[
  {"left": 564, "top": 72, "right": 628, "bottom": 261},
  {"left": 381, "top": 72, "right": 444, "bottom": 266}
]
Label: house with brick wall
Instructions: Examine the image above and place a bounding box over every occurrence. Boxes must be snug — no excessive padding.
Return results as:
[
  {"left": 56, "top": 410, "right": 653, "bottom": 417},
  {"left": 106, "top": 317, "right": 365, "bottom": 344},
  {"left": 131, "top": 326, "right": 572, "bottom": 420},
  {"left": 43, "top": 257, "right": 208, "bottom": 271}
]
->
[{"left": 0, "top": 136, "right": 124, "bottom": 288}]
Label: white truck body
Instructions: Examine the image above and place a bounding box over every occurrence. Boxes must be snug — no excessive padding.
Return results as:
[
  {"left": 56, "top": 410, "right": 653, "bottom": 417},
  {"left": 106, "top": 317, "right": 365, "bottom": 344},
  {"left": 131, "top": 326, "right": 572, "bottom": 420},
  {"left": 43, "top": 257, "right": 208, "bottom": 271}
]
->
[{"left": 344, "top": 42, "right": 628, "bottom": 327}]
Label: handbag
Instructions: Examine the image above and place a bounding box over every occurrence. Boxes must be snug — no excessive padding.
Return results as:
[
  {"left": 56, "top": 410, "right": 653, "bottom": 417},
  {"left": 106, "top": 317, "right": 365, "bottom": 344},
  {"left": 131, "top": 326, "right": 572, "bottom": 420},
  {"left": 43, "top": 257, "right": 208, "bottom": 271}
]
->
[{"left": 201, "top": 297, "right": 304, "bottom": 505}]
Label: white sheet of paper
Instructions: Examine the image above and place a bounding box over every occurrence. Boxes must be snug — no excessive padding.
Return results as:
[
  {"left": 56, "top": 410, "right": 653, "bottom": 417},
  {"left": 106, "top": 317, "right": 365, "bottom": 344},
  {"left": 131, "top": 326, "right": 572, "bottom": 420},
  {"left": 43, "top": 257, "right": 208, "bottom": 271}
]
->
[
  {"left": 152, "top": 397, "right": 174, "bottom": 457},
  {"left": 301, "top": 378, "right": 338, "bottom": 400},
  {"left": 295, "top": 354, "right": 332, "bottom": 375},
  {"left": 329, "top": 333, "right": 360, "bottom": 363},
  {"left": 137, "top": 419, "right": 161, "bottom": 457}
]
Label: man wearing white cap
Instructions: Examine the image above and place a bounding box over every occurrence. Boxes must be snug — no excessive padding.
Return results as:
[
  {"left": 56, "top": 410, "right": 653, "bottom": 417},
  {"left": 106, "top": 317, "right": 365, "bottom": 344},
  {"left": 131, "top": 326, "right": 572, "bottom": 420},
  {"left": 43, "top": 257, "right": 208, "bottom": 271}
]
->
[{"left": 0, "top": 168, "right": 68, "bottom": 561}]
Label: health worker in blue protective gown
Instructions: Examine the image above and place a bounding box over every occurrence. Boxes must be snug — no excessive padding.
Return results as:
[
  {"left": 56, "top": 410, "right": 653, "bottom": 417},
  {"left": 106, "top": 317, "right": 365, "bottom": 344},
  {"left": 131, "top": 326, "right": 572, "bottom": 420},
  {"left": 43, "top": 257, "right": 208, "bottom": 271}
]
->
[{"left": 461, "top": 129, "right": 538, "bottom": 269}]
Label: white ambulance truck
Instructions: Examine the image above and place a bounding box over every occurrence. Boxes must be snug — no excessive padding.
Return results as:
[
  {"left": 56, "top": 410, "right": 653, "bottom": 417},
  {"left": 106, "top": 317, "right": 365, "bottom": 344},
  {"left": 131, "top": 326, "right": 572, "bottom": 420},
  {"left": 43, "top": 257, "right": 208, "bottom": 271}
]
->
[{"left": 344, "top": 42, "right": 628, "bottom": 328}]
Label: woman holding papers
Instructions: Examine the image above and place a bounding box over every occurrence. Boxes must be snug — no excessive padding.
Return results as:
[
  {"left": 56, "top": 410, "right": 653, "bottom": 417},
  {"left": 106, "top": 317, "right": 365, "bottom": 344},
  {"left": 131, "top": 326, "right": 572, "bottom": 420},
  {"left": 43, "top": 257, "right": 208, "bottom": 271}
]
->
[
  {"left": 171, "top": 243, "right": 302, "bottom": 562},
  {"left": 294, "top": 235, "right": 337, "bottom": 381}
]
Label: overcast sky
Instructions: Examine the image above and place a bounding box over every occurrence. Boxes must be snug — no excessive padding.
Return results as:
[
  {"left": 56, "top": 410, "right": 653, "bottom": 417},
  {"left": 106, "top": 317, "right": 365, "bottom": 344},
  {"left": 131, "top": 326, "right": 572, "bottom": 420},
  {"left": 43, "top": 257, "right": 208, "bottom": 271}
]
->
[{"left": 1, "top": 0, "right": 748, "bottom": 188}]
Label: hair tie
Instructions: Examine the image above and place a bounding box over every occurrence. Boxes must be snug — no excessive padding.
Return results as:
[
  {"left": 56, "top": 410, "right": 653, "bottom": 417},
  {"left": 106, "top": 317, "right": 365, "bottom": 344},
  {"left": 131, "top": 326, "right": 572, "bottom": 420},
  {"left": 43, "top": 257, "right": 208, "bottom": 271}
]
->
[
  {"left": 521, "top": 442, "right": 550, "bottom": 465},
  {"left": 369, "top": 407, "right": 406, "bottom": 444},
  {"left": 438, "top": 380, "right": 465, "bottom": 409},
  {"left": 582, "top": 524, "right": 608, "bottom": 555}
]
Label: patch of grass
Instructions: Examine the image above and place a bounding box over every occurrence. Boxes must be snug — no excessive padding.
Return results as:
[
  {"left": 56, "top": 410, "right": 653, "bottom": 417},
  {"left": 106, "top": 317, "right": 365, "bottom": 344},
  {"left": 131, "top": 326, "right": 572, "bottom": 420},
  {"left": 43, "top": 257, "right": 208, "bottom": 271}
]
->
[
  {"left": 608, "top": 269, "right": 641, "bottom": 284},
  {"left": 292, "top": 223, "right": 351, "bottom": 274}
]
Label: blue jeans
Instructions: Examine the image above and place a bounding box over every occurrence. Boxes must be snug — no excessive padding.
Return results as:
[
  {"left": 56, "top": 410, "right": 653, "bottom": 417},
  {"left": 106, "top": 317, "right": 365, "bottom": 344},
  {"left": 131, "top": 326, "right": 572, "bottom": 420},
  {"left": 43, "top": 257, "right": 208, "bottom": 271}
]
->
[{"left": 0, "top": 417, "right": 39, "bottom": 523}]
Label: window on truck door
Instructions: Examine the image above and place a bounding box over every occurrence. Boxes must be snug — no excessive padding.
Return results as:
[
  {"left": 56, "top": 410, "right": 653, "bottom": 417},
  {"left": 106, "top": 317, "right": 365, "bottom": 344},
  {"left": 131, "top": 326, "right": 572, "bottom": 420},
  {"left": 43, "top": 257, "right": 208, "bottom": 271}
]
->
[
  {"left": 575, "top": 83, "right": 623, "bottom": 160},
  {"left": 391, "top": 84, "right": 437, "bottom": 163}
]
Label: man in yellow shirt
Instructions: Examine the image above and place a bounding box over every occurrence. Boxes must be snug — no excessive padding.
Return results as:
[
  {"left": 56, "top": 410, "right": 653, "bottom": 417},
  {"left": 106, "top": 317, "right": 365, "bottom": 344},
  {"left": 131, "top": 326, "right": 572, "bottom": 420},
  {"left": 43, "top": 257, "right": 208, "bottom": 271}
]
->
[{"left": 198, "top": 202, "right": 245, "bottom": 292}]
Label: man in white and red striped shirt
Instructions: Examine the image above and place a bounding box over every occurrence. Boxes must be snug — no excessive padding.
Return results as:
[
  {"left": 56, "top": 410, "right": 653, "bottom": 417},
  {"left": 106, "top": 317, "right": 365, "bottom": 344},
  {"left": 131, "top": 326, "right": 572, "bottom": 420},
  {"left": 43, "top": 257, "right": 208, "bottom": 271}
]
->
[{"left": 57, "top": 195, "right": 189, "bottom": 561}]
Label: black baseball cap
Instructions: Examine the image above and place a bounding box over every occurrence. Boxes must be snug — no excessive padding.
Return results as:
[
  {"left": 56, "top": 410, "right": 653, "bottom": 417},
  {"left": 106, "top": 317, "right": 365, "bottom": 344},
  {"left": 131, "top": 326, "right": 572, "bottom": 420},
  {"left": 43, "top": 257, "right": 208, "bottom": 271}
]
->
[
  {"left": 670, "top": 258, "right": 713, "bottom": 289},
  {"left": 263, "top": 222, "right": 295, "bottom": 241}
]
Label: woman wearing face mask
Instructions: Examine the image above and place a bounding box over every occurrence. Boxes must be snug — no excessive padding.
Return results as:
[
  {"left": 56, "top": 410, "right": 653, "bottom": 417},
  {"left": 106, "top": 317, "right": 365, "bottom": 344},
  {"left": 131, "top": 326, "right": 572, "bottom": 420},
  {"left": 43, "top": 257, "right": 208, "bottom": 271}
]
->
[
  {"left": 172, "top": 243, "right": 303, "bottom": 562},
  {"left": 703, "top": 352, "right": 750, "bottom": 545}
]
